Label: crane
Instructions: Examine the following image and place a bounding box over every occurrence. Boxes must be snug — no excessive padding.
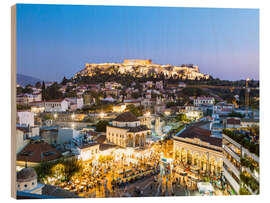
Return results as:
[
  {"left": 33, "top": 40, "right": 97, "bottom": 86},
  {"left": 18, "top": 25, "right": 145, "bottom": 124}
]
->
[{"left": 245, "top": 78, "right": 250, "bottom": 118}]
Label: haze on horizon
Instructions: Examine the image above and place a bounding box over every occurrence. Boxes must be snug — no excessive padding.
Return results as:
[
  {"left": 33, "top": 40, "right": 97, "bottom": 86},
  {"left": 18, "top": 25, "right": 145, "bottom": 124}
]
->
[{"left": 16, "top": 4, "right": 259, "bottom": 82}]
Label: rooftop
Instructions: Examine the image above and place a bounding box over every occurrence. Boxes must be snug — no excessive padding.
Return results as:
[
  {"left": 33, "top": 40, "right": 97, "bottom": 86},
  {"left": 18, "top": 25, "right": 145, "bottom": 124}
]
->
[
  {"left": 108, "top": 124, "right": 149, "bottom": 132},
  {"left": 17, "top": 141, "right": 61, "bottom": 163},
  {"left": 176, "top": 126, "right": 222, "bottom": 147},
  {"left": 42, "top": 184, "right": 79, "bottom": 198},
  {"left": 226, "top": 118, "right": 241, "bottom": 125},
  {"left": 114, "top": 112, "right": 139, "bottom": 122},
  {"left": 17, "top": 127, "right": 30, "bottom": 133},
  {"left": 17, "top": 167, "right": 37, "bottom": 182},
  {"left": 45, "top": 99, "right": 66, "bottom": 103},
  {"left": 77, "top": 143, "right": 99, "bottom": 149},
  {"left": 99, "top": 143, "right": 119, "bottom": 151}
]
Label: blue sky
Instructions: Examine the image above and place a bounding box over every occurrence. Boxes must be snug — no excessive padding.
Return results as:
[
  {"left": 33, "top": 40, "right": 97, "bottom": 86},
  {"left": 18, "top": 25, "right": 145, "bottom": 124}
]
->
[{"left": 16, "top": 4, "right": 259, "bottom": 81}]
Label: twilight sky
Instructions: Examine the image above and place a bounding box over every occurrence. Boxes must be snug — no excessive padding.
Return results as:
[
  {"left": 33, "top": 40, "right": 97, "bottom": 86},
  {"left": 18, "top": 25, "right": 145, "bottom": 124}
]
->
[{"left": 16, "top": 4, "right": 259, "bottom": 82}]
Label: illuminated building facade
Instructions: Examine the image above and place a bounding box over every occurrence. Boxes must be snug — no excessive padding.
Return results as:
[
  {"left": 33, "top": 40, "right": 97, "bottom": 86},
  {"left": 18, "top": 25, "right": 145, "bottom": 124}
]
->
[{"left": 106, "top": 112, "right": 151, "bottom": 148}]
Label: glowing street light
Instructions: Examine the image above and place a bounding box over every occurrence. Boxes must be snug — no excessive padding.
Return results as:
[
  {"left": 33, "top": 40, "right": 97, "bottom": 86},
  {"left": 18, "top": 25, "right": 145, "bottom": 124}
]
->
[
  {"left": 100, "top": 112, "right": 105, "bottom": 119},
  {"left": 53, "top": 113, "right": 58, "bottom": 119},
  {"left": 144, "top": 111, "right": 151, "bottom": 117},
  {"left": 164, "top": 111, "right": 170, "bottom": 116},
  {"left": 71, "top": 113, "right": 75, "bottom": 120}
]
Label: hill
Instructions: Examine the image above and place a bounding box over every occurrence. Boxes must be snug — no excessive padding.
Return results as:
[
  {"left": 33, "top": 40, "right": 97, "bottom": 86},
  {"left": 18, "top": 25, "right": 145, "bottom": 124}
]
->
[{"left": 16, "top": 74, "right": 43, "bottom": 87}]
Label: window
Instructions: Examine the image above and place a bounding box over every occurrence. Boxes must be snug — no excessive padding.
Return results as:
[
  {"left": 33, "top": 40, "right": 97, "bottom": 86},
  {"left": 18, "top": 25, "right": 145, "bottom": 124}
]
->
[
  {"left": 24, "top": 184, "right": 27, "bottom": 188},
  {"left": 32, "top": 182, "right": 35, "bottom": 185}
]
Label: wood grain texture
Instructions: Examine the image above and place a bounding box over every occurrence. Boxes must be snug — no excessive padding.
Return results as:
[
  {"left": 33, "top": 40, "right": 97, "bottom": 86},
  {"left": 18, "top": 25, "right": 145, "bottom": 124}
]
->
[{"left": 11, "top": 4, "right": 17, "bottom": 199}]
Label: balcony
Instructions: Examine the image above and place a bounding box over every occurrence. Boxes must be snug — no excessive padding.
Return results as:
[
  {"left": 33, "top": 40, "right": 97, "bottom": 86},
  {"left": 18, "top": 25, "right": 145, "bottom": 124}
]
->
[
  {"left": 223, "top": 157, "right": 240, "bottom": 178},
  {"left": 242, "top": 147, "right": 259, "bottom": 163},
  {"left": 223, "top": 145, "right": 240, "bottom": 162},
  {"left": 223, "top": 134, "right": 241, "bottom": 148},
  {"left": 223, "top": 167, "right": 240, "bottom": 194},
  {"left": 243, "top": 167, "right": 259, "bottom": 183}
]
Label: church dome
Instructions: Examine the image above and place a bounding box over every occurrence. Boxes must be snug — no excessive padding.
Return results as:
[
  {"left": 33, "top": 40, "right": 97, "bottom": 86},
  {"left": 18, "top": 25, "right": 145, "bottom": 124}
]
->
[{"left": 17, "top": 167, "right": 37, "bottom": 182}]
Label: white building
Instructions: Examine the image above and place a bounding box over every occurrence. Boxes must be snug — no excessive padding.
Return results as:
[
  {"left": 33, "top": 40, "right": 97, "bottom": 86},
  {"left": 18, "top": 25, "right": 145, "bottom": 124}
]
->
[
  {"left": 44, "top": 99, "right": 69, "bottom": 112},
  {"left": 17, "top": 111, "right": 35, "bottom": 127},
  {"left": 105, "top": 82, "right": 122, "bottom": 89},
  {"left": 77, "top": 143, "right": 99, "bottom": 161},
  {"left": 194, "top": 96, "right": 215, "bottom": 106},
  {"left": 16, "top": 93, "right": 42, "bottom": 105},
  {"left": 223, "top": 118, "right": 241, "bottom": 129},
  {"left": 57, "top": 128, "right": 80, "bottom": 145},
  {"left": 66, "top": 97, "right": 84, "bottom": 110},
  {"left": 184, "top": 110, "right": 203, "bottom": 120},
  {"left": 241, "top": 118, "right": 259, "bottom": 128}
]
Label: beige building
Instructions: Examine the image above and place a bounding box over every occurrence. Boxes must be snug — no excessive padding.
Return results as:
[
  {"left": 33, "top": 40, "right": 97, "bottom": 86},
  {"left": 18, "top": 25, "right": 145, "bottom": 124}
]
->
[
  {"left": 112, "top": 104, "right": 126, "bottom": 113},
  {"left": 106, "top": 112, "right": 151, "bottom": 148},
  {"left": 173, "top": 126, "right": 223, "bottom": 175},
  {"left": 77, "top": 143, "right": 100, "bottom": 161}
]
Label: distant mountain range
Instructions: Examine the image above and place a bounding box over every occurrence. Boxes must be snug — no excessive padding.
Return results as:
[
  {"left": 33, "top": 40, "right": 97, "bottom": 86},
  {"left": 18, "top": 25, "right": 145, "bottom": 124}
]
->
[{"left": 16, "top": 74, "right": 43, "bottom": 87}]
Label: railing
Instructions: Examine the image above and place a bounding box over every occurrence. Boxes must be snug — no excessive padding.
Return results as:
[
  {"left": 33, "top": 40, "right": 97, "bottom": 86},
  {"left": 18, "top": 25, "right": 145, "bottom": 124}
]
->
[
  {"left": 244, "top": 167, "right": 259, "bottom": 183},
  {"left": 223, "top": 167, "right": 240, "bottom": 194},
  {"left": 223, "top": 145, "right": 241, "bottom": 162},
  {"left": 223, "top": 134, "right": 241, "bottom": 148},
  {"left": 223, "top": 157, "right": 240, "bottom": 178},
  {"left": 242, "top": 147, "right": 259, "bottom": 163}
]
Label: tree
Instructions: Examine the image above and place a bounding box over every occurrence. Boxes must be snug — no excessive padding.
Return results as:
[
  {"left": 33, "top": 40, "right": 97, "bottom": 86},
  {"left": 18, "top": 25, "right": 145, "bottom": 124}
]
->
[
  {"left": 65, "top": 91, "right": 77, "bottom": 98},
  {"left": 228, "top": 111, "right": 244, "bottom": 118},
  {"left": 43, "top": 114, "right": 53, "bottom": 121},
  {"left": 41, "top": 81, "right": 46, "bottom": 101},
  {"left": 176, "top": 113, "right": 188, "bottom": 122},
  {"left": 96, "top": 120, "right": 109, "bottom": 132},
  {"left": 61, "top": 77, "right": 69, "bottom": 85},
  {"left": 131, "top": 92, "right": 140, "bottom": 99},
  {"left": 51, "top": 163, "right": 65, "bottom": 179},
  {"left": 20, "top": 86, "right": 33, "bottom": 94},
  {"left": 126, "top": 104, "right": 143, "bottom": 117},
  {"left": 43, "top": 83, "right": 63, "bottom": 100},
  {"left": 17, "top": 104, "right": 30, "bottom": 110},
  {"left": 35, "top": 81, "right": 41, "bottom": 89},
  {"left": 17, "top": 86, "right": 23, "bottom": 94}
]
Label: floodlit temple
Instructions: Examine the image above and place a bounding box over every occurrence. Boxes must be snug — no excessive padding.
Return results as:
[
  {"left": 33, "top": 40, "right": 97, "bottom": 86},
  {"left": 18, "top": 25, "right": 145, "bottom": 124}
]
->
[
  {"left": 74, "top": 60, "right": 210, "bottom": 80},
  {"left": 106, "top": 112, "right": 151, "bottom": 148},
  {"left": 173, "top": 126, "right": 223, "bottom": 175}
]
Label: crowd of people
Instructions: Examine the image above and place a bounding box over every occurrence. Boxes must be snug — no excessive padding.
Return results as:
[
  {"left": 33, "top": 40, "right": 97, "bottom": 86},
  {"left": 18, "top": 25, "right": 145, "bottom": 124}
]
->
[{"left": 51, "top": 147, "right": 162, "bottom": 197}]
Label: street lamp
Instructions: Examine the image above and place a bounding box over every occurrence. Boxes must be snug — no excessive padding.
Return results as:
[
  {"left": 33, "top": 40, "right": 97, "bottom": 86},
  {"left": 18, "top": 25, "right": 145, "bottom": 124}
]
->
[
  {"left": 144, "top": 111, "right": 151, "bottom": 117},
  {"left": 100, "top": 112, "right": 105, "bottom": 119},
  {"left": 54, "top": 113, "right": 58, "bottom": 119},
  {"left": 71, "top": 113, "right": 75, "bottom": 120}
]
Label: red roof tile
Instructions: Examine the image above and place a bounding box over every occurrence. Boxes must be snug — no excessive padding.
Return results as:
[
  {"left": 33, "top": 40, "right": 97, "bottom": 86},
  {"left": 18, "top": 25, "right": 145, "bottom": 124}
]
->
[{"left": 17, "top": 142, "right": 61, "bottom": 163}]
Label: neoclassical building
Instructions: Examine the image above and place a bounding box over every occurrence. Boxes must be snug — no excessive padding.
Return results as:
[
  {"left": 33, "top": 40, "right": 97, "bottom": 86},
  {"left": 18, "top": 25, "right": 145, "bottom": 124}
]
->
[
  {"left": 17, "top": 167, "right": 43, "bottom": 194},
  {"left": 106, "top": 112, "right": 151, "bottom": 148},
  {"left": 173, "top": 126, "right": 223, "bottom": 175}
]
